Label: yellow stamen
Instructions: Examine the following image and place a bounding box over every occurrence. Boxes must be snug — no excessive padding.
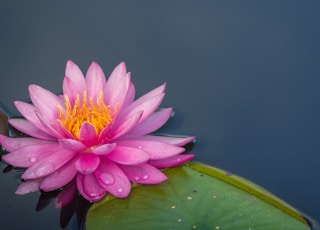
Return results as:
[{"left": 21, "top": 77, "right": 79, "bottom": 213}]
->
[{"left": 58, "top": 91, "right": 113, "bottom": 140}]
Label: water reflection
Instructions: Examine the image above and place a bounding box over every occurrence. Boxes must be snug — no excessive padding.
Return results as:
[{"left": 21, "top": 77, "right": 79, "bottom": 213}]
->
[
  {"left": 36, "top": 187, "right": 91, "bottom": 229},
  {"left": 2, "top": 163, "right": 91, "bottom": 229}
]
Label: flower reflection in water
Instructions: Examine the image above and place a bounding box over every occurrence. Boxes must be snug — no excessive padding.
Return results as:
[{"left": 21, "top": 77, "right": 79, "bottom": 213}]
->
[
  {"left": 36, "top": 180, "right": 91, "bottom": 229},
  {"left": 2, "top": 163, "right": 91, "bottom": 229}
]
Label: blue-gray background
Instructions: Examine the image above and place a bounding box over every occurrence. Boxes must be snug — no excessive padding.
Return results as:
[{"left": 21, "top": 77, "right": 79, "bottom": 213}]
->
[{"left": 0, "top": 1, "right": 319, "bottom": 229}]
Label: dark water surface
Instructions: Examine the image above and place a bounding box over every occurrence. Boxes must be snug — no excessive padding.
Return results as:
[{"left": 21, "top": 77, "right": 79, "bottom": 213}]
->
[{"left": 1, "top": 1, "right": 320, "bottom": 229}]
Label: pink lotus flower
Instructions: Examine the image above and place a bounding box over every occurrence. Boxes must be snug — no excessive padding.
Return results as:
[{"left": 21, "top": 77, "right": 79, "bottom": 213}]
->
[{"left": 0, "top": 61, "right": 194, "bottom": 202}]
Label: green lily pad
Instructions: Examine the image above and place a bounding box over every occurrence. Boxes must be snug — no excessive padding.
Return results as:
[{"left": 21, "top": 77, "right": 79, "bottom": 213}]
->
[{"left": 86, "top": 161, "right": 310, "bottom": 230}]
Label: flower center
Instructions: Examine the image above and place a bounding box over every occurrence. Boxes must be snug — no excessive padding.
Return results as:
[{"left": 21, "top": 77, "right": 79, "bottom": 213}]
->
[{"left": 59, "top": 91, "right": 113, "bottom": 139}]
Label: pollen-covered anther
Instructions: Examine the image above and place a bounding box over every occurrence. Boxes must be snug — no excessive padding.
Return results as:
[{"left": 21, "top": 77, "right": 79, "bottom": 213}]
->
[{"left": 58, "top": 91, "right": 113, "bottom": 139}]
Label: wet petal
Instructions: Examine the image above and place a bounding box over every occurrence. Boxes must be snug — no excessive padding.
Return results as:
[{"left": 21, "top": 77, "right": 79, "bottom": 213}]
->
[
  {"left": 40, "top": 157, "right": 77, "bottom": 191},
  {"left": 77, "top": 173, "right": 106, "bottom": 202},
  {"left": 22, "top": 149, "right": 77, "bottom": 179},
  {"left": 96, "top": 158, "right": 131, "bottom": 198},
  {"left": 149, "top": 154, "right": 195, "bottom": 168},
  {"left": 75, "top": 153, "right": 100, "bottom": 174},
  {"left": 116, "top": 139, "right": 185, "bottom": 160},
  {"left": 86, "top": 62, "right": 107, "bottom": 100},
  {"left": 106, "top": 146, "right": 149, "bottom": 165},
  {"left": 94, "top": 159, "right": 115, "bottom": 186},
  {"left": 120, "top": 163, "right": 167, "bottom": 184},
  {"left": 2, "top": 143, "right": 61, "bottom": 167}
]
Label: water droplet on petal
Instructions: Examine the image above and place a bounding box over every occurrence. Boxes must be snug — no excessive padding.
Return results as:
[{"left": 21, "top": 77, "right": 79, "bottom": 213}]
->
[
  {"left": 176, "top": 157, "right": 181, "bottom": 162},
  {"left": 138, "top": 145, "right": 143, "bottom": 149},
  {"left": 35, "top": 163, "right": 54, "bottom": 177},
  {"left": 29, "top": 157, "right": 37, "bottom": 163},
  {"left": 117, "top": 188, "right": 124, "bottom": 193},
  {"left": 99, "top": 173, "right": 114, "bottom": 185},
  {"left": 142, "top": 174, "right": 149, "bottom": 180},
  {"left": 134, "top": 176, "right": 140, "bottom": 181},
  {"left": 89, "top": 192, "right": 99, "bottom": 197}
]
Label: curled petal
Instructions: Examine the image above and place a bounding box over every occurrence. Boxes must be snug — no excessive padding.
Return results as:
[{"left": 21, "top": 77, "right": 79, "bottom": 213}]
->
[
  {"left": 120, "top": 163, "right": 167, "bottom": 184},
  {"left": 86, "top": 62, "right": 107, "bottom": 100},
  {"left": 96, "top": 158, "right": 131, "bottom": 198},
  {"left": 59, "top": 138, "right": 87, "bottom": 152},
  {"left": 106, "top": 146, "right": 149, "bottom": 165},
  {"left": 149, "top": 154, "right": 195, "bottom": 168},
  {"left": 116, "top": 139, "right": 185, "bottom": 160},
  {"left": 77, "top": 173, "right": 106, "bottom": 202},
  {"left": 75, "top": 153, "right": 100, "bottom": 174},
  {"left": 91, "top": 143, "right": 116, "bottom": 155}
]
